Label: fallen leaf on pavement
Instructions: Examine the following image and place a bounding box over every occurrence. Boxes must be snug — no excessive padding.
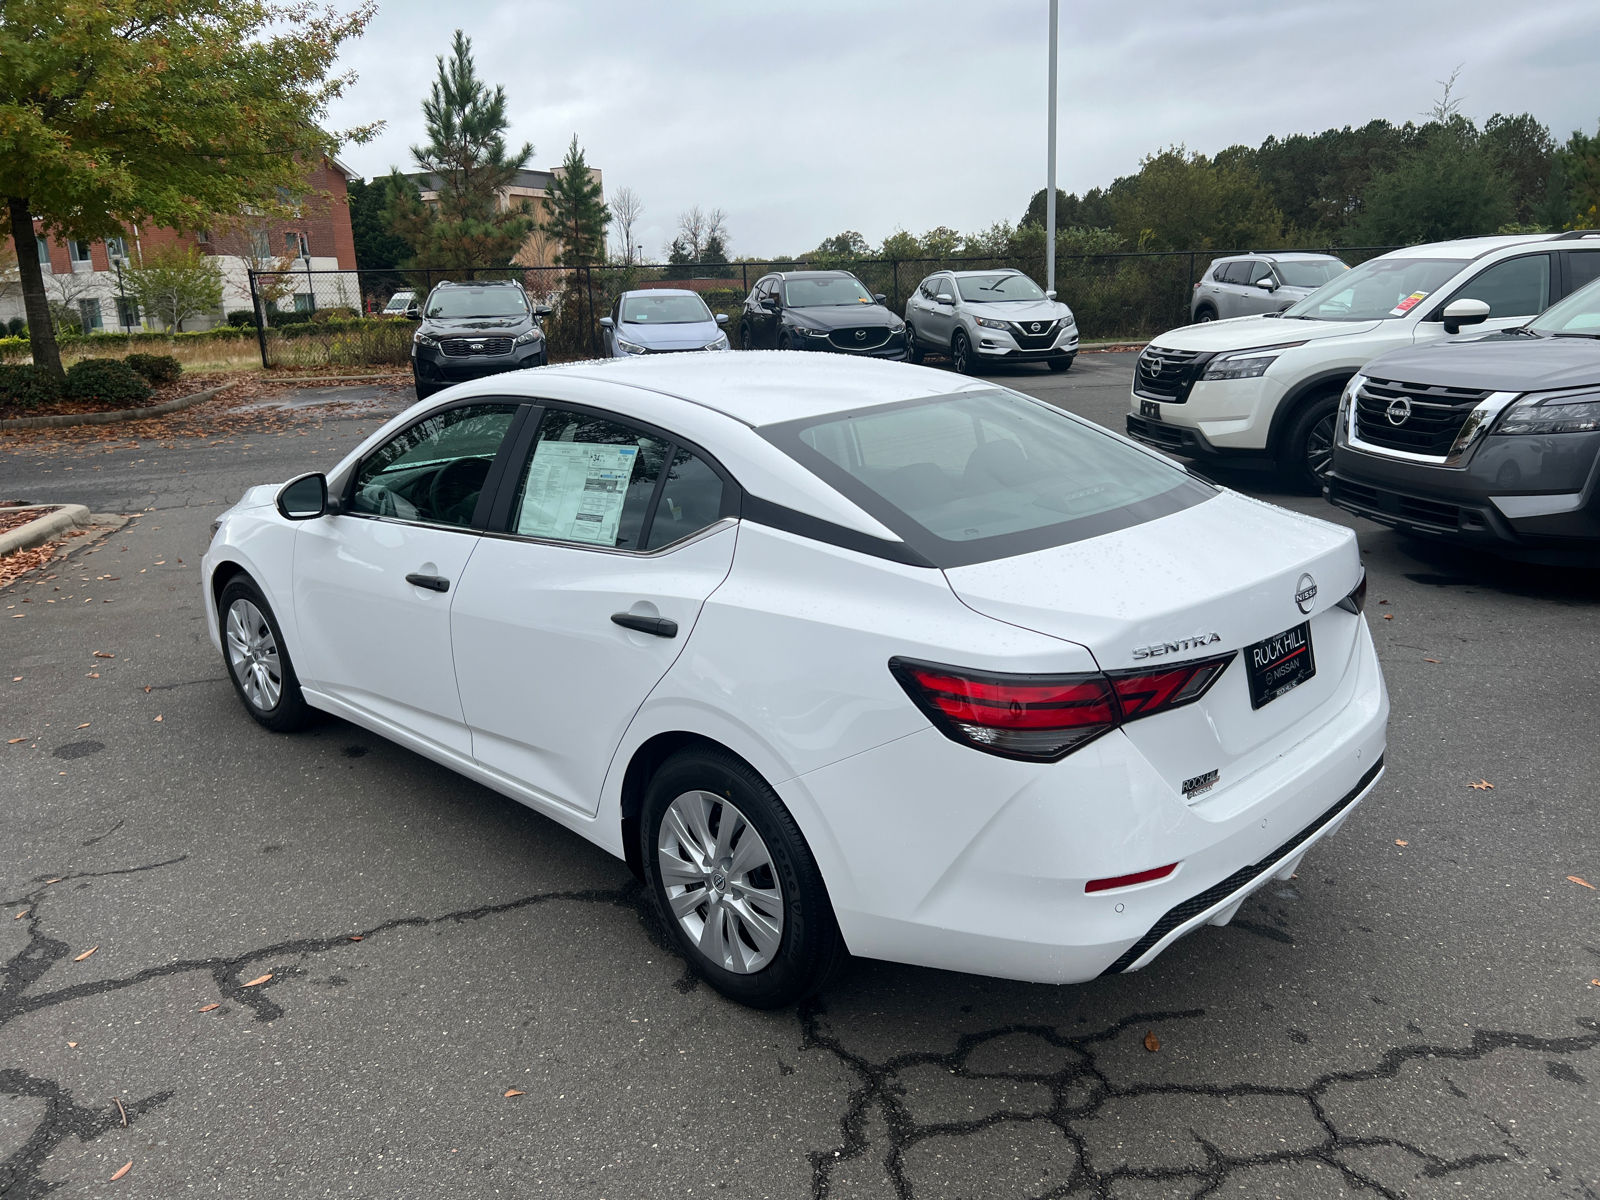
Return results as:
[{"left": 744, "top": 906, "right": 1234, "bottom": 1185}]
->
[
  {"left": 143, "top": 686, "right": 151, "bottom": 693},
  {"left": 348, "top": 935, "right": 363, "bottom": 941},
  {"left": 198, "top": 1003, "right": 220, "bottom": 1012},
  {"left": 1469, "top": 780, "right": 1494, "bottom": 790},
  {"left": 44, "top": 878, "right": 60, "bottom": 885},
  {"left": 1143, "top": 1031, "right": 1161, "bottom": 1052},
  {"left": 503, "top": 1089, "right": 524, "bottom": 1097},
  {"left": 7, "top": 738, "right": 25, "bottom": 744},
  {"left": 1395, "top": 840, "right": 1408, "bottom": 846},
  {"left": 1423, "top": 658, "right": 1440, "bottom": 663},
  {"left": 242, "top": 973, "right": 272, "bottom": 987},
  {"left": 73, "top": 946, "right": 99, "bottom": 962},
  {"left": 1570, "top": 876, "right": 1596, "bottom": 890},
  {"left": 1382, "top": 614, "right": 1394, "bottom": 620},
  {"left": 67, "top": 1041, "right": 77, "bottom": 1047},
  {"left": 14, "top": 910, "right": 28, "bottom": 919},
  {"left": 93, "top": 651, "right": 114, "bottom": 658},
  {"left": 75, "top": 723, "right": 90, "bottom": 729},
  {"left": 114, "top": 1097, "right": 127, "bottom": 1127},
  {"left": 110, "top": 1161, "right": 131, "bottom": 1181},
  {"left": 87, "top": 673, "right": 99, "bottom": 678},
  {"left": 153, "top": 715, "right": 162, "bottom": 722},
  {"left": 12, "top": 676, "right": 20, "bottom": 681}
]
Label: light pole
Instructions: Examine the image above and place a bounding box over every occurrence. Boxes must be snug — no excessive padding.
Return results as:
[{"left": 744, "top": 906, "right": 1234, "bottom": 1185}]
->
[{"left": 1045, "top": 0, "right": 1058, "bottom": 295}]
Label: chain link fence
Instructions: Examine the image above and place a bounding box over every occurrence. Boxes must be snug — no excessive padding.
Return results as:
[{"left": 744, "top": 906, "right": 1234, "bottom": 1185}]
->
[{"left": 247, "top": 246, "right": 1402, "bottom": 371}]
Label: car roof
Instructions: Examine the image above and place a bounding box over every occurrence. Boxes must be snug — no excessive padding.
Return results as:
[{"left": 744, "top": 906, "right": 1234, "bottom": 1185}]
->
[
  {"left": 773, "top": 270, "right": 857, "bottom": 280},
  {"left": 433, "top": 278, "right": 523, "bottom": 287},
  {"left": 946, "top": 267, "right": 1027, "bottom": 278},
  {"left": 620, "top": 288, "right": 703, "bottom": 298},
  {"left": 1210, "top": 252, "right": 1343, "bottom": 263},
  {"left": 1375, "top": 233, "right": 1564, "bottom": 261}
]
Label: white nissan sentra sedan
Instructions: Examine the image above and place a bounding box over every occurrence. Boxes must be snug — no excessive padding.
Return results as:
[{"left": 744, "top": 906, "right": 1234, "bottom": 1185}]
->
[{"left": 203, "top": 353, "right": 1388, "bottom": 1008}]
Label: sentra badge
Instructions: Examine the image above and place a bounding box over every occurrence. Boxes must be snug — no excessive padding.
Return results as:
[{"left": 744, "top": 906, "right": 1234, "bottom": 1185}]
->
[{"left": 1132, "top": 632, "right": 1222, "bottom": 661}]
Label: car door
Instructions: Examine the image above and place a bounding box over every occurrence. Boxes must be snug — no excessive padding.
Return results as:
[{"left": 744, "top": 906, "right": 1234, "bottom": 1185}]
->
[
  {"left": 292, "top": 401, "right": 528, "bottom": 757},
  {"left": 1414, "top": 253, "right": 1554, "bottom": 345},
  {"left": 1216, "top": 261, "right": 1255, "bottom": 318},
  {"left": 1239, "top": 260, "right": 1279, "bottom": 315},
  {"left": 924, "top": 275, "right": 957, "bottom": 347},
  {"left": 450, "top": 404, "right": 739, "bottom": 816}
]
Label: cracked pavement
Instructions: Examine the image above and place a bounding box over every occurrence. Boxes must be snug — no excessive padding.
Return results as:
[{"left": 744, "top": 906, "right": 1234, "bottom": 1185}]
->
[{"left": 2, "top": 364, "right": 1598, "bottom": 1198}]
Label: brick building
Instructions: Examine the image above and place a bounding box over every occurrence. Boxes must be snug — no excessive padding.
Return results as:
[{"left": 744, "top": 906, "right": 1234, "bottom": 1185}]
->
[
  {"left": 2, "top": 157, "right": 358, "bottom": 333},
  {"left": 405, "top": 164, "right": 604, "bottom": 269}
]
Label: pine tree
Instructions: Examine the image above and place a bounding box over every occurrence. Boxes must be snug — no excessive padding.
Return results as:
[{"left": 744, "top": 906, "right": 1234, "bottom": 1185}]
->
[
  {"left": 386, "top": 30, "right": 535, "bottom": 270},
  {"left": 541, "top": 136, "right": 611, "bottom": 267}
]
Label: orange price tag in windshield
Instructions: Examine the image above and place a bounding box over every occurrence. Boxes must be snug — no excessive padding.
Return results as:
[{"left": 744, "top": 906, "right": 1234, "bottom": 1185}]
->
[{"left": 1390, "top": 291, "right": 1428, "bottom": 316}]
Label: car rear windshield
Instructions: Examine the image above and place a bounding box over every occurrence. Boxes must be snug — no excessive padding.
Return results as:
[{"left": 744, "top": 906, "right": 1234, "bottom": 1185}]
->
[
  {"left": 760, "top": 388, "right": 1213, "bottom": 567},
  {"left": 1274, "top": 260, "right": 1348, "bottom": 288},
  {"left": 621, "top": 294, "right": 713, "bottom": 324},
  {"left": 425, "top": 287, "right": 530, "bottom": 319},
  {"left": 783, "top": 277, "right": 875, "bottom": 307},
  {"left": 1280, "top": 257, "right": 1467, "bottom": 321},
  {"left": 955, "top": 274, "right": 1046, "bottom": 303}
]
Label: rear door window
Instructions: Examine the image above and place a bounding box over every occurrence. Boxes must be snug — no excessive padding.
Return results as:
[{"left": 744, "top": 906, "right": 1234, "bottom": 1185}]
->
[
  {"left": 1449, "top": 254, "right": 1551, "bottom": 318},
  {"left": 1566, "top": 250, "right": 1600, "bottom": 297},
  {"left": 509, "top": 409, "right": 669, "bottom": 550},
  {"left": 762, "top": 388, "right": 1213, "bottom": 567}
]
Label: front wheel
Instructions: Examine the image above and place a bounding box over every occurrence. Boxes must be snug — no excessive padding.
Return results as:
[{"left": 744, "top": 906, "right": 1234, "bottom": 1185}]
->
[
  {"left": 905, "top": 325, "right": 926, "bottom": 364},
  {"left": 1281, "top": 393, "right": 1340, "bottom": 494},
  {"left": 951, "top": 329, "right": 976, "bottom": 375},
  {"left": 740, "top": 322, "right": 753, "bottom": 351},
  {"left": 642, "top": 748, "right": 846, "bottom": 1008},
  {"left": 219, "top": 576, "right": 313, "bottom": 732},
  {"left": 1048, "top": 355, "right": 1074, "bottom": 373}
]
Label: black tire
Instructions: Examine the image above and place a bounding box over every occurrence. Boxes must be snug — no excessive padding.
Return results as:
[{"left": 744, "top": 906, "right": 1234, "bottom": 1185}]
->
[
  {"left": 1281, "top": 392, "right": 1340, "bottom": 494},
  {"left": 906, "top": 324, "right": 926, "bottom": 364},
  {"left": 641, "top": 748, "right": 847, "bottom": 1009},
  {"left": 1047, "top": 355, "right": 1075, "bottom": 372},
  {"left": 1194, "top": 305, "right": 1218, "bottom": 323},
  {"left": 740, "top": 322, "right": 753, "bottom": 351},
  {"left": 218, "top": 576, "right": 313, "bottom": 733},
  {"left": 412, "top": 367, "right": 435, "bottom": 401},
  {"left": 951, "top": 329, "right": 976, "bottom": 375},
  {"left": 778, "top": 332, "right": 794, "bottom": 352}
]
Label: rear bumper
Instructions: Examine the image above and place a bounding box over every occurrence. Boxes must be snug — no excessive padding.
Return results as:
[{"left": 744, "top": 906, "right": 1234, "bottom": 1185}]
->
[{"left": 792, "top": 620, "right": 1389, "bottom": 985}]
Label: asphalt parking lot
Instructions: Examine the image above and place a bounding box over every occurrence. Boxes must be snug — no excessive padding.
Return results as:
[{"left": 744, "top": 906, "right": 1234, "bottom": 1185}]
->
[{"left": 3, "top": 356, "right": 1598, "bottom": 1200}]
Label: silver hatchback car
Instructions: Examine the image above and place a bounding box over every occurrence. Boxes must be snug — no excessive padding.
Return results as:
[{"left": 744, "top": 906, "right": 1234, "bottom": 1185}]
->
[{"left": 1190, "top": 252, "right": 1348, "bottom": 323}]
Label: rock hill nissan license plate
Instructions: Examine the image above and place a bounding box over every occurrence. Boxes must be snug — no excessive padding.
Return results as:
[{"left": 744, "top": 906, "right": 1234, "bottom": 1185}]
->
[{"left": 1246, "top": 622, "right": 1315, "bottom": 709}]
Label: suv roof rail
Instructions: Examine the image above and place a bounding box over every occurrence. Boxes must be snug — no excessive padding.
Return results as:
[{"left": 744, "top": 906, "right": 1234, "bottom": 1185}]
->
[{"left": 1552, "top": 229, "right": 1600, "bottom": 241}]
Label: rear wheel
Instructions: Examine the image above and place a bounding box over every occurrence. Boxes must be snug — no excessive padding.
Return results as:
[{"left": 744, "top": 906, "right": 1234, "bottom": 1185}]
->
[
  {"left": 1282, "top": 393, "right": 1340, "bottom": 494},
  {"left": 951, "top": 329, "right": 976, "bottom": 375},
  {"left": 1195, "top": 305, "right": 1218, "bottom": 323},
  {"left": 778, "top": 332, "right": 795, "bottom": 352},
  {"left": 906, "top": 324, "right": 926, "bottom": 364},
  {"left": 219, "top": 577, "right": 312, "bottom": 732},
  {"left": 740, "top": 322, "right": 753, "bottom": 351},
  {"left": 642, "top": 748, "right": 846, "bottom": 1008}
]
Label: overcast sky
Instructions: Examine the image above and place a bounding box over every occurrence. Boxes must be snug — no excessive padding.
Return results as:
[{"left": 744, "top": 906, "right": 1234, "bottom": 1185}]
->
[{"left": 326, "top": 0, "right": 1600, "bottom": 260}]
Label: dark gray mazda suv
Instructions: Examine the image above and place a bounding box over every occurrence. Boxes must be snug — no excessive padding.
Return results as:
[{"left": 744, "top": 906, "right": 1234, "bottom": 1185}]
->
[
  {"left": 409, "top": 280, "right": 552, "bottom": 399},
  {"left": 1326, "top": 275, "right": 1600, "bottom": 563}
]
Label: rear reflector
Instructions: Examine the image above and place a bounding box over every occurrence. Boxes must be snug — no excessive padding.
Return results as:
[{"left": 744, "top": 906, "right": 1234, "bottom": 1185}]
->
[
  {"left": 1086, "top": 862, "right": 1178, "bottom": 893},
  {"left": 889, "top": 650, "right": 1235, "bottom": 763}
]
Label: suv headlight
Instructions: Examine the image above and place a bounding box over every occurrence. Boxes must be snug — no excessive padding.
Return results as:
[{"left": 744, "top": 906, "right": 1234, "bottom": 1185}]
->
[
  {"left": 1493, "top": 389, "right": 1600, "bottom": 436},
  {"left": 796, "top": 325, "right": 830, "bottom": 337},
  {"left": 412, "top": 330, "right": 438, "bottom": 347},
  {"left": 973, "top": 316, "right": 1009, "bottom": 330},
  {"left": 615, "top": 336, "right": 648, "bottom": 355},
  {"left": 513, "top": 328, "right": 543, "bottom": 347},
  {"left": 702, "top": 332, "right": 729, "bottom": 351},
  {"left": 1201, "top": 340, "right": 1307, "bottom": 381}
]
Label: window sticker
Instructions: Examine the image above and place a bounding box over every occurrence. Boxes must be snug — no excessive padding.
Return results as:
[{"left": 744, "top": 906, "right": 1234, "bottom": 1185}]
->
[
  {"left": 1389, "top": 291, "right": 1429, "bottom": 317},
  {"left": 516, "top": 442, "right": 639, "bottom": 545}
]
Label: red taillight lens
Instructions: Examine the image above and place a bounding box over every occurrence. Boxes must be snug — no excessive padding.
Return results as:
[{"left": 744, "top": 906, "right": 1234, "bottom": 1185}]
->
[
  {"left": 1106, "top": 652, "right": 1235, "bottom": 721},
  {"left": 1085, "top": 862, "right": 1178, "bottom": 893},
  {"left": 889, "top": 658, "right": 1119, "bottom": 762},
  {"left": 890, "top": 651, "right": 1236, "bottom": 762}
]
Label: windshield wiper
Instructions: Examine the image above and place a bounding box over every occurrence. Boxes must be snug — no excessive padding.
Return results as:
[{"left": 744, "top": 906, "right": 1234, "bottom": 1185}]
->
[
  {"left": 1499, "top": 325, "right": 1543, "bottom": 337},
  {"left": 1549, "top": 331, "right": 1600, "bottom": 339}
]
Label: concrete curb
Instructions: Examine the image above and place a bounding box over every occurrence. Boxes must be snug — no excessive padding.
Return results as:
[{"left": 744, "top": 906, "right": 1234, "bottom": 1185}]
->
[
  {"left": 263, "top": 373, "right": 407, "bottom": 385},
  {"left": 0, "top": 504, "right": 92, "bottom": 557},
  {"left": 0, "top": 382, "right": 235, "bottom": 431}
]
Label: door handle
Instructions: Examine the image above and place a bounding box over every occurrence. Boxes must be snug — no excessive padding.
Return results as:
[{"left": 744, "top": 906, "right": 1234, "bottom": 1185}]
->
[
  {"left": 406, "top": 573, "right": 450, "bottom": 592},
  {"left": 611, "top": 612, "right": 677, "bottom": 638}
]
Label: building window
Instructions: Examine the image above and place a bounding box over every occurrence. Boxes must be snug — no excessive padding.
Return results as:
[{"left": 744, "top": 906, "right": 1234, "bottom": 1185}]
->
[
  {"left": 285, "top": 231, "right": 309, "bottom": 258},
  {"left": 77, "top": 298, "right": 103, "bottom": 331},
  {"left": 293, "top": 293, "right": 314, "bottom": 313},
  {"left": 116, "top": 297, "right": 140, "bottom": 329},
  {"left": 196, "top": 229, "right": 210, "bottom": 244},
  {"left": 250, "top": 229, "right": 271, "bottom": 260},
  {"left": 68, "top": 240, "right": 94, "bottom": 273},
  {"left": 106, "top": 236, "right": 129, "bottom": 264},
  {"left": 35, "top": 236, "right": 52, "bottom": 273}
]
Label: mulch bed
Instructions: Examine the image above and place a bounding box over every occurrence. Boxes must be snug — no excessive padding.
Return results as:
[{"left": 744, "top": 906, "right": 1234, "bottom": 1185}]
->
[
  {"left": 0, "top": 505, "right": 58, "bottom": 536},
  {"left": 0, "top": 375, "right": 227, "bottom": 422}
]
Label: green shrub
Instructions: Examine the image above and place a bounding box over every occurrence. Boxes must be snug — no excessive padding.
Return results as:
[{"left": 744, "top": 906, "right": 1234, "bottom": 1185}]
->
[
  {"left": 226, "top": 310, "right": 257, "bottom": 327},
  {"left": 309, "top": 306, "right": 359, "bottom": 323},
  {"left": 5, "top": 317, "right": 25, "bottom": 337},
  {"left": 125, "top": 354, "right": 183, "bottom": 385},
  {"left": 0, "top": 364, "right": 63, "bottom": 409},
  {"left": 63, "top": 358, "right": 151, "bottom": 405}
]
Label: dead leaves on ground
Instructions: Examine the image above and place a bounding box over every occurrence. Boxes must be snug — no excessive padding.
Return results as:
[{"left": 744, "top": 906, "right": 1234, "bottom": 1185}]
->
[
  {"left": 197, "top": 1003, "right": 220, "bottom": 1013},
  {"left": 503, "top": 1089, "right": 524, "bottom": 1098},
  {"left": 72, "top": 945, "right": 99, "bottom": 962},
  {"left": 1395, "top": 840, "right": 1409, "bottom": 847},
  {"left": 1469, "top": 779, "right": 1494, "bottom": 790},
  {"left": 109, "top": 1161, "right": 132, "bottom": 1182},
  {"left": 1143, "top": 1031, "right": 1161, "bottom": 1052},
  {"left": 242, "top": 973, "right": 272, "bottom": 988},
  {"left": 1570, "top": 876, "right": 1596, "bottom": 890}
]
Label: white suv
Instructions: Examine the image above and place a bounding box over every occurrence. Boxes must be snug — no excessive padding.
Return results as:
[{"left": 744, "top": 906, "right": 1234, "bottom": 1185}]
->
[
  {"left": 905, "top": 268, "right": 1079, "bottom": 374},
  {"left": 1127, "top": 233, "right": 1600, "bottom": 490}
]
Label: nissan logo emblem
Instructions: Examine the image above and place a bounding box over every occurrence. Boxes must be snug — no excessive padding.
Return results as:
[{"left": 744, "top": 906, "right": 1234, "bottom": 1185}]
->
[
  {"left": 1030, "top": 322, "right": 1041, "bottom": 332},
  {"left": 1295, "top": 573, "right": 1318, "bottom": 614},
  {"left": 1148, "top": 357, "right": 1163, "bottom": 376},
  {"left": 1386, "top": 398, "right": 1412, "bottom": 425}
]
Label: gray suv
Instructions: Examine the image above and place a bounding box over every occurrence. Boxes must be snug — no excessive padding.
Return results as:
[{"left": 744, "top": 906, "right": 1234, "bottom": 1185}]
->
[{"left": 1190, "top": 253, "right": 1348, "bottom": 323}]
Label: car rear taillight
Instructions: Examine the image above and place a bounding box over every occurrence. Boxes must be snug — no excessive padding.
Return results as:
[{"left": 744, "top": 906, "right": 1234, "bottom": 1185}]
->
[
  {"left": 889, "top": 651, "right": 1236, "bottom": 763},
  {"left": 1336, "top": 568, "right": 1367, "bottom": 615},
  {"left": 1085, "top": 862, "right": 1178, "bottom": 893}
]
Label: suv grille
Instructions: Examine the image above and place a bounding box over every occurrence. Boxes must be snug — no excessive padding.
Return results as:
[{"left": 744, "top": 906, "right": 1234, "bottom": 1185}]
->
[
  {"left": 1006, "top": 319, "right": 1063, "bottom": 351},
  {"left": 828, "top": 327, "right": 890, "bottom": 351},
  {"left": 1353, "top": 378, "right": 1492, "bottom": 458},
  {"left": 1135, "top": 347, "right": 1210, "bottom": 403},
  {"left": 440, "top": 336, "right": 514, "bottom": 357}
]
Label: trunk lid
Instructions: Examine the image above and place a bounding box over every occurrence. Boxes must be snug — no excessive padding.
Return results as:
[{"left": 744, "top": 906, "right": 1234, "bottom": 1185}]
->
[{"left": 942, "top": 491, "right": 1365, "bottom": 805}]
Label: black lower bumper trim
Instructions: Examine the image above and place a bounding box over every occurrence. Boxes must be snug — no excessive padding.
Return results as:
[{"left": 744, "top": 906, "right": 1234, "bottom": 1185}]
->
[
  {"left": 1100, "top": 755, "right": 1385, "bottom": 976},
  {"left": 1125, "top": 414, "right": 1267, "bottom": 463}
]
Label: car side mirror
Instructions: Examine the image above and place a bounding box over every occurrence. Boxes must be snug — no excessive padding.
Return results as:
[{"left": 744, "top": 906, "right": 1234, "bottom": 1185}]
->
[
  {"left": 1045, "top": 289, "right": 1057, "bottom": 300},
  {"left": 276, "top": 472, "right": 327, "bottom": 521},
  {"left": 873, "top": 293, "right": 887, "bottom": 304},
  {"left": 715, "top": 313, "right": 729, "bottom": 326},
  {"left": 534, "top": 304, "right": 553, "bottom": 318},
  {"left": 1442, "top": 298, "right": 1491, "bottom": 334},
  {"left": 936, "top": 293, "right": 954, "bottom": 305},
  {"left": 1256, "top": 278, "right": 1278, "bottom": 292},
  {"left": 598, "top": 317, "right": 615, "bottom": 329},
  {"left": 760, "top": 296, "right": 778, "bottom": 310},
  {"left": 404, "top": 305, "right": 421, "bottom": 320}
]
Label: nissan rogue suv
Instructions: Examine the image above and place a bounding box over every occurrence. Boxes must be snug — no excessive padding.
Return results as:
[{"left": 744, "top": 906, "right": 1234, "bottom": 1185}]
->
[
  {"left": 905, "top": 268, "right": 1079, "bottom": 373},
  {"left": 1127, "top": 232, "right": 1600, "bottom": 491}
]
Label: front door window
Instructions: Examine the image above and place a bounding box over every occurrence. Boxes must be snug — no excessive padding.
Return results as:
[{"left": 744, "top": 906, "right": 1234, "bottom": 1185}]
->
[{"left": 351, "top": 403, "right": 519, "bottom": 527}]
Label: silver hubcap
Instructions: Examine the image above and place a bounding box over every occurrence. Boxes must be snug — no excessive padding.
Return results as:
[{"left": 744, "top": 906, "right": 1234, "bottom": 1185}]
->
[
  {"left": 226, "top": 599, "right": 282, "bottom": 711},
  {"left": 657, "top": 790, "right": 784, "bottom": 974}
]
